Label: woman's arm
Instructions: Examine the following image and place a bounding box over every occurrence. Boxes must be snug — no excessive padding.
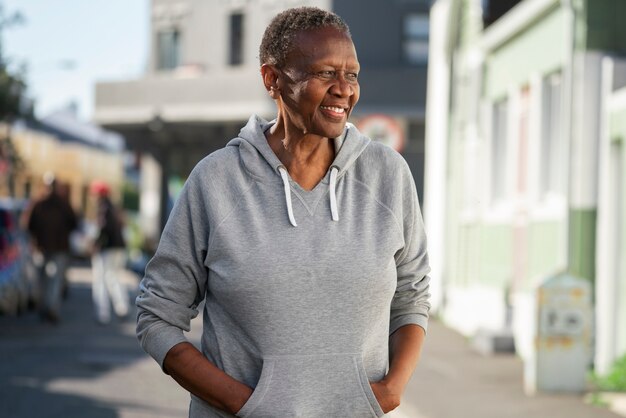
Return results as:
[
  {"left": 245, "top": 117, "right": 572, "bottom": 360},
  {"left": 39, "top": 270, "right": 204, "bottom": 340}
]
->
[
  {"left": 370, "top": 324, "right": 425, "bottom": 413},
  {"left": 136, "top": 163, "right": 252, "bottom": 413},
  {"left": 164, "top": 342, "right": 253, "bottom": 415}
]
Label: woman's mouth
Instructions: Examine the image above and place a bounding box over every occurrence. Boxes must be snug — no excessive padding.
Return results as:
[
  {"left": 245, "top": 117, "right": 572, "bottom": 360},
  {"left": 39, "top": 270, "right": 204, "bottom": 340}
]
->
[{"left": 320, "top": 105, "right": 347, "bottom": 118}]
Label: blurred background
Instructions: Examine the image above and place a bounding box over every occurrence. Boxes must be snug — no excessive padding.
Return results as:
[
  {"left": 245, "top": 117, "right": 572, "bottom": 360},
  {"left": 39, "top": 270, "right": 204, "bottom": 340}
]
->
[{"left": 0, "top": 0, "right": 625, "bottom": 417}]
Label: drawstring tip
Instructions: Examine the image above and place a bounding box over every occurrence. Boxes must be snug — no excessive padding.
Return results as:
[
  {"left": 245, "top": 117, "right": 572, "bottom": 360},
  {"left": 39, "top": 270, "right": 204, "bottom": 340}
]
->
[
  {"left": 279, "top": 166, "right": 298, "bottom": 228},
  {"left": 329, "top": 166, "right": 340, "bottom": 223}
]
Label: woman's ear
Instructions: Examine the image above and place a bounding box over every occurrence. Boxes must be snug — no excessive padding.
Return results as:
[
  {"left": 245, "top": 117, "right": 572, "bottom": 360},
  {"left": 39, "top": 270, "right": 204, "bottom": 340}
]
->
[{"left": 261, "top": 64, "right": 280, "bottom": 99}]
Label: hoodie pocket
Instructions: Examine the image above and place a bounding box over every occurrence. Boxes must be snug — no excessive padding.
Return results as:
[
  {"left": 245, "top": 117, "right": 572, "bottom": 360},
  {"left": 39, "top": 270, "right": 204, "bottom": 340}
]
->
[{"left": 236, "top": 354, "right": 384, "bottom": 418}]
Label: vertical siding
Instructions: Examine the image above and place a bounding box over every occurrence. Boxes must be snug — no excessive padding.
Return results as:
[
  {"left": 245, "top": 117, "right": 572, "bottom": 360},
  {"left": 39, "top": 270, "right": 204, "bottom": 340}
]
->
[
  {"left": 527, "top": 220, "right": 567, "bottom": 287},
  {"left": 479, "top": 224, "right": 513, "bottom": 287}
]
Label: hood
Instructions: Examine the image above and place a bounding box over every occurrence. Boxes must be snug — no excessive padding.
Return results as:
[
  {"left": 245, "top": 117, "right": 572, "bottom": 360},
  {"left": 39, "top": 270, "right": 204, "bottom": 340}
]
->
[{"left": 226, "top": 115, "right": 370, "bottom": 226}]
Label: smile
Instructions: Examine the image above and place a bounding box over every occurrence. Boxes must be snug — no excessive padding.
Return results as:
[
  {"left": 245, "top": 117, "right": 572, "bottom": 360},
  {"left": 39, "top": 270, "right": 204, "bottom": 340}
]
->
[{"left": 320, "top": 105, "right": 346, "bottom": 114}]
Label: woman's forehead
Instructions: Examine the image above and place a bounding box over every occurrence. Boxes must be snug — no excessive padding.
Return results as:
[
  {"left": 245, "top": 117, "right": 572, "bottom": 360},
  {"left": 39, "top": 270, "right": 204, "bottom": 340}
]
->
[{"left": 286, "top": 27, "right": 358, "bottom": 66}]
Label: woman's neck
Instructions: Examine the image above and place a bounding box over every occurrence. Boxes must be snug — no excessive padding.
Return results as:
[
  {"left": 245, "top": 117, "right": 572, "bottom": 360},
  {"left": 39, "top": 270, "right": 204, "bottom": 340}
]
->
[{"left": 266, "top": 119, "right": 335, "bottom": 191}]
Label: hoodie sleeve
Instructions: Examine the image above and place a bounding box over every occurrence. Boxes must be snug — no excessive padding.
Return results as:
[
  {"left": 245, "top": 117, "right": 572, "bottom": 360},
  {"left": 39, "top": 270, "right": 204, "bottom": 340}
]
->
[
  {"left": 390, "top": 164, "right": 431, "bottom": 335},
  {"left": 136, "top": 164, "right": 210, "bottom": 369}
]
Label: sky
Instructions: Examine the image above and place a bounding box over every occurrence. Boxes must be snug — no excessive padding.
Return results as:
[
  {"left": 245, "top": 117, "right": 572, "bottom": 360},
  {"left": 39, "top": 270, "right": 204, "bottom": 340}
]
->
[{"left": 2, "top": 0, "right": 150, "bottom": 121}]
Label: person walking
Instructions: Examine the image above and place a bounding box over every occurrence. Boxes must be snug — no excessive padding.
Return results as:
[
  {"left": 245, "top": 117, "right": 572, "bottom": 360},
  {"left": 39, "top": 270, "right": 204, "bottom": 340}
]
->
[
  {"left": 91, "top": 181, "right": 130, "bottom": 325},
  {"left": 27, "top": 173, "right": 77, "bottom": 324}
]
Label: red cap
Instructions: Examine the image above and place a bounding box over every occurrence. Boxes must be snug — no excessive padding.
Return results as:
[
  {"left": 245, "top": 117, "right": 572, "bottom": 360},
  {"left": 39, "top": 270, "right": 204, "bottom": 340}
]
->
[{"left": 90, "top": 180, "right": 110, "bottom": 196}]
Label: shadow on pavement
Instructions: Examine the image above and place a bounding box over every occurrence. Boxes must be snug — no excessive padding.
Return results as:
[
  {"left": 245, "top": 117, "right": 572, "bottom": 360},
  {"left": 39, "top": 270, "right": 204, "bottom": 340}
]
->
[{"left": 0, "top": 267, "right": 148, "bottom": 418}]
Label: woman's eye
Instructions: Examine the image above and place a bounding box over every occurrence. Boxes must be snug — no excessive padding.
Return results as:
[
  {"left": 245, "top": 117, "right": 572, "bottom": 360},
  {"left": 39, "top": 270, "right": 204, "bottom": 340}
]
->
[{"left": 318, "top": 71, "right": 335, "bottom": 79}]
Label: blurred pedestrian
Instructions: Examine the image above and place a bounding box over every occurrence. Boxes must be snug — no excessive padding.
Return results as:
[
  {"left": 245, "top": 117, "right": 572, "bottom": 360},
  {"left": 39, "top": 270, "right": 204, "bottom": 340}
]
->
[
  {"left": 90, "top": 181, "right": 129, "bottom": 325},
  {"left": 27, "top": 173, "right": 77, "bottom": 324}
]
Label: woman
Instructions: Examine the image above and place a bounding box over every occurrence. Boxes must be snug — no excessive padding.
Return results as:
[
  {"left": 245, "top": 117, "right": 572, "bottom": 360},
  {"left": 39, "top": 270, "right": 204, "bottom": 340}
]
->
[{"left": 136, "top": 7, "right": 430, "bottom": 417}]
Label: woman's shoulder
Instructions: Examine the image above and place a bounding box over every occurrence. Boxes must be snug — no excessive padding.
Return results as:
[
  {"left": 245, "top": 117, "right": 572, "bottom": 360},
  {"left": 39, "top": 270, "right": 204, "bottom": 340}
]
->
[
  {"left": 194, "top": 146, "right": 240, "bottom": 173},
  {"left": 357, "top": 140, "right": 412, "bottom": 180},
  {"left": 184, "top": 145, "right": 250, "bottom": 200}
]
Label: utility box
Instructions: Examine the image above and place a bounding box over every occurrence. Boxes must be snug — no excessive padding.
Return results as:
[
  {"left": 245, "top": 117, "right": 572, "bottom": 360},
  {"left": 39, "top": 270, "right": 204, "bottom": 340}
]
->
[{"left": 524, "top": 273, "right": 593, "bottom": 395}]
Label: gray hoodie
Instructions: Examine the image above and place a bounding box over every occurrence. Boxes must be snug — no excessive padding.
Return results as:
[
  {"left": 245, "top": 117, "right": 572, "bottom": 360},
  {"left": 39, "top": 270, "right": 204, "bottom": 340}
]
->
[{"left": 136, "top": 115, "right": 431, "bottom": 418}]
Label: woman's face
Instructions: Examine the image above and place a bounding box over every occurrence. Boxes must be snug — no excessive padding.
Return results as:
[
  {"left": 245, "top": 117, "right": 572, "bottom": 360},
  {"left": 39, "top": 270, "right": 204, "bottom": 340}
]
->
[{"left": 276, "top": 27, "right": 360, "bottom": 139}]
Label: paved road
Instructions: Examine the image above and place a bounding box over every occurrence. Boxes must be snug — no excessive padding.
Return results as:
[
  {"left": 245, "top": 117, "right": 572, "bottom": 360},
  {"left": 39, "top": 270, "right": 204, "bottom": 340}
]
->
[{"left": 0, "top": 265, "right": 619, "bottom": 417}]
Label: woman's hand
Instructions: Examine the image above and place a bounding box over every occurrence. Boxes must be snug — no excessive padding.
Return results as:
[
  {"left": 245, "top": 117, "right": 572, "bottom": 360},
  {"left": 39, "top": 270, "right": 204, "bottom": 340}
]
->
[
  {"left": 370, "top": 378, "right": 403, "bottom": 413},
  {"left": 370, "top": 324, "right": 426, "bottom": 413},
  {"left": 164, "top": 342, "right": 253, "bottom": 414}
]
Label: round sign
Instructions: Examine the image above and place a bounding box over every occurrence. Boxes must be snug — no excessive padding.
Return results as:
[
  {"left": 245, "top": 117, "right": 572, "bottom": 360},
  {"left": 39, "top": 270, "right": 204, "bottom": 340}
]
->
[{"left": 356, "top": 114, "right": 405, "bottom": 152}]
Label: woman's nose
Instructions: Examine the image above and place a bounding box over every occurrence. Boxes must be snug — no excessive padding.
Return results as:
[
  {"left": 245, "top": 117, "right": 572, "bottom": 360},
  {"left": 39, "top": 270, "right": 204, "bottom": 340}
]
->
[{"left": 330, "top": 76, "right": 354, "bottom": 97}]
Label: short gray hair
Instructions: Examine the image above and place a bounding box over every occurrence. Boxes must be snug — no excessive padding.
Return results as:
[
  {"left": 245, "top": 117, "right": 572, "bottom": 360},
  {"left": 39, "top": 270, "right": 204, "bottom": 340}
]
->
[{"left": 259, "top": 7, "right": 350, "bottom": 68}]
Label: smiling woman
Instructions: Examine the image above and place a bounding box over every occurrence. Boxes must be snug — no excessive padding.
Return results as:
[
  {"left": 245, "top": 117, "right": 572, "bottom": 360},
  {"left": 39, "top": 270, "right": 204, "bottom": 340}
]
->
[
  {"left": 262, "top": 25, "right": 361, "bottom": 191},
  {"left": 136, "top": 6, "right": 431, "bottom": 418}
]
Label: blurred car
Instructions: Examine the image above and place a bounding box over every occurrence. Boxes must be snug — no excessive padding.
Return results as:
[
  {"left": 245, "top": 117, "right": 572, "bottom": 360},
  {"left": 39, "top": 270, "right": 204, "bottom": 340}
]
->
[{"left": 0, "top": 198, "right": 39, "bottom": 315}]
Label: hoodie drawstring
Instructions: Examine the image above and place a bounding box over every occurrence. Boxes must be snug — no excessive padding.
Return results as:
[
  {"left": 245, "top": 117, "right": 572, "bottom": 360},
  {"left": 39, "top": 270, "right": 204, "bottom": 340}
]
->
[
  {"left": 278, "top": 166, "right": 298, "bottom": 227},
  {"left": 329, "top": 166, "right": 339, "bottom": 222},
  {"left": 277, "top": 165, "right": 340, "bottom": 227}
]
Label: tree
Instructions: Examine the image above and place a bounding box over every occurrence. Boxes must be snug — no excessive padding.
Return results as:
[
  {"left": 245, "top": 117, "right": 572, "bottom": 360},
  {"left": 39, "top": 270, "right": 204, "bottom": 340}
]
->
[{"left": 0, "top": 3, "right": 30, "bottom": 196}]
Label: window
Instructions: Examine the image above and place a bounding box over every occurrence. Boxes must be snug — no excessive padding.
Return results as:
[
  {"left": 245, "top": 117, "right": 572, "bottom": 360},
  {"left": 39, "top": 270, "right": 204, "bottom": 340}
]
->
[
  {"left": 157, "top": 29, "right": 180, "bottom": 70},
  {"left": 403, "top": 13, "right": 429, "bottom": 65},
  {"left": 229, "top": 13, "right": 244, "bottom": 66},
  {"left": 491, "top": 99, "right": 508, "bottom": 203},
  {"left": 540, "top": 73, "right": 563, "bottom": 198}
]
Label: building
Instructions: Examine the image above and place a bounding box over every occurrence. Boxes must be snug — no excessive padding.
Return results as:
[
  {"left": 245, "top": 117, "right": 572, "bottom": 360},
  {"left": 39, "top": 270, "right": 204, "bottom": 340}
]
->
[
  {"left": 94, "top": 0, "right": 432, "bottom": 242},
  {"left": 1, "top": 109, "right": 125, "bottom": 218},
  {"left": 425, "top": 0, "right": 626, "bottom": 379}
]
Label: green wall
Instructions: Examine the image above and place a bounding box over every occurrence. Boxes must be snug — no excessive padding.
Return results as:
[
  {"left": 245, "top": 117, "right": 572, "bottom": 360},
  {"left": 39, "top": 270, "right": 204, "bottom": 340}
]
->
[
  {"left": 450, "top": 222, "right": 513, "bottom": 289},
  {"left": 484, "top": 6, "right": 566, "bottom": 99},
  {"left": 452, "top": 220, "right": 565, "bottom": 291},
  {"left": 528, "top": 220, "right": 566, "bottom": 287},
  {"left": 454, "top": 223, "right": 482, "bottom": 286},
  {"left": 580, "top": 0, "right": 626, "bottom": 55},
  {"left": 479, "top": 224, "right": 513, "bottom": 287},
  {"left": 610, "top": 108, "right": 626, "bottom": 141},
  {"left": 568, "top": 208, "right": 597, "bottom": 282}
]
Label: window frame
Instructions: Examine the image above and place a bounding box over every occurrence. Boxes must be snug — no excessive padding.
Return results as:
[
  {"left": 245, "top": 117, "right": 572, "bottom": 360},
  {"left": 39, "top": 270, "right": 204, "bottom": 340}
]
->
[
  {"left": 156, "top": 28, "right": 181, "bottom": 71},
  {"left": 402, "top": 13, "right": 430, "bottom": 65},
  {"left": 228, "top": 12, "right": 245, "bottom": 66}
]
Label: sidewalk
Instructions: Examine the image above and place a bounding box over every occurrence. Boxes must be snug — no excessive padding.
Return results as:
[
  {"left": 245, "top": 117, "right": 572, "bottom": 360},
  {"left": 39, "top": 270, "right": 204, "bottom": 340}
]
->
[
  {"left": 396, "top": 317, "right": 620, "bottom": 418},
  {"left": 0, "top": 265, "right": 621, "bottom": 418},
  {"left": 0, "top": 264, "right": 196, "bottom": 418}
]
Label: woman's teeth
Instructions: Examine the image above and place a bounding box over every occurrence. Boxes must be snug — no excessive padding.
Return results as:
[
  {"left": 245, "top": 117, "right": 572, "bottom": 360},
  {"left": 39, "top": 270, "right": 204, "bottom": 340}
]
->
[{"left": 320, "top": 106, "right": 345, "bottom": 113}]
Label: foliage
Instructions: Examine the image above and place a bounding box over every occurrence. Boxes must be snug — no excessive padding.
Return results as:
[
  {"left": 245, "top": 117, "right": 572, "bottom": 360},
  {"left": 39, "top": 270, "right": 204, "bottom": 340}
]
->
[
  {"left": 592, "top": 353, "right": 626, "bottom": 392},
  {"left": 587, "top": 392, "right": 609, "bottom": 407},
  {"left": 0, "top": 133, "right": 23, "bottom": 173},
  {"left": 0, "top": 64, "right": 29, "bottom": 121},
  {"left": 122, "top": 180, "right": 140, "bottom": 212},
  {"left": 0, "top": 66, "right": 29, "bottom": 187},
  {"left": 0, "top": 5, "right": 31, "bottom": 191}
]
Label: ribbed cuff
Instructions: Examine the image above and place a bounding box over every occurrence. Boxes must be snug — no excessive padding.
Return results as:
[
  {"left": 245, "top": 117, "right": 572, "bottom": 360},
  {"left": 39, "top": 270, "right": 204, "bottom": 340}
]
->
[
  {"left": 141, "top": 323, "right": 189, "bottom": 371},
  {"left": 390, "top": 313, "right": 428, "bottom": 336}
]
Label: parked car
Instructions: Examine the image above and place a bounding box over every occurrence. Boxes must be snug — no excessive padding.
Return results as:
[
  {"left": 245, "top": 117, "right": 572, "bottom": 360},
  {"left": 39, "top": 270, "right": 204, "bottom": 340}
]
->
[{"left": 0, "top": 198, "right": 38, "bottom": 315}]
